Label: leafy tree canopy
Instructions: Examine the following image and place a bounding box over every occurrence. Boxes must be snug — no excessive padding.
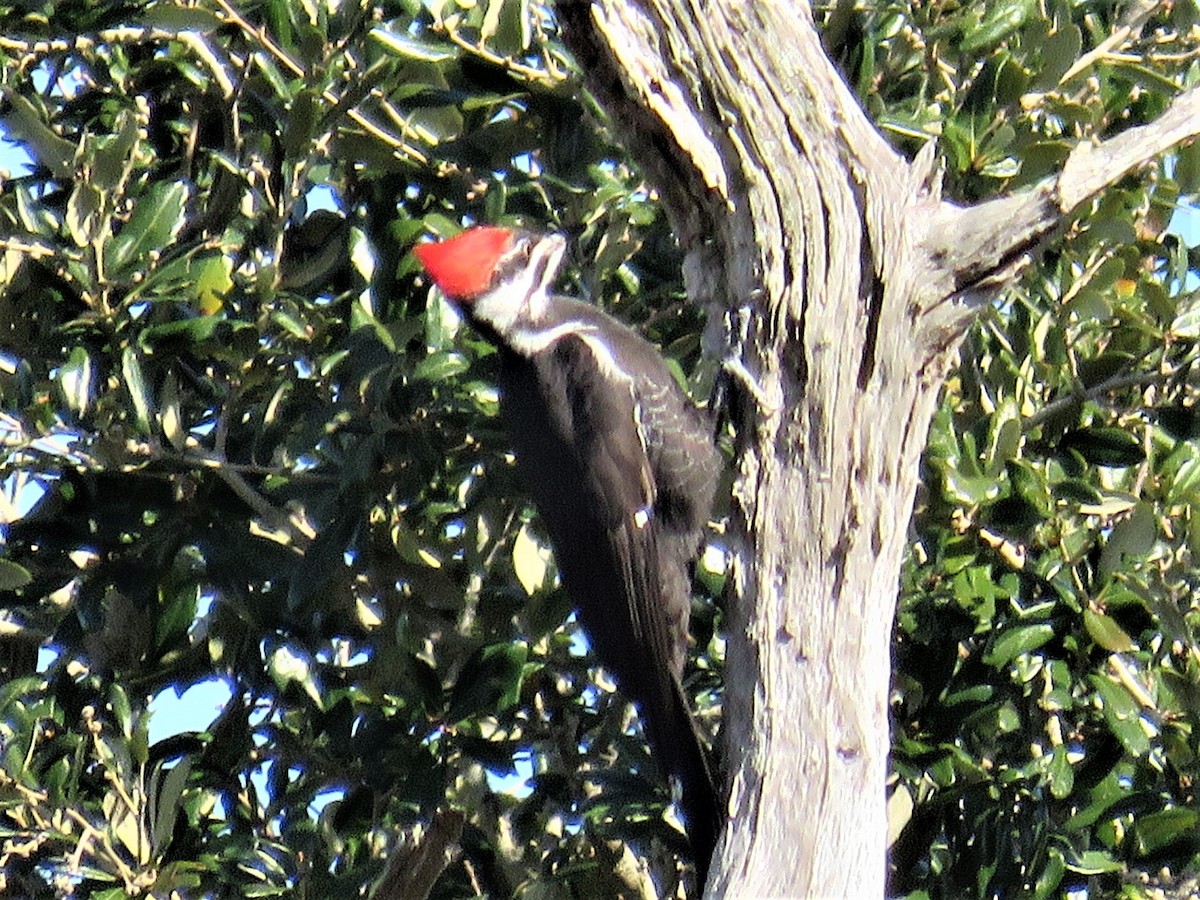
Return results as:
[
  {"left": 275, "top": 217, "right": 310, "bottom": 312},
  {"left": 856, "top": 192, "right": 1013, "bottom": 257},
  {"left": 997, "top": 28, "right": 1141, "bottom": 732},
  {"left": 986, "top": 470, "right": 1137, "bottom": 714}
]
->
[{"left": 0, "top": 0, "right": 1197, "bottom": 897}]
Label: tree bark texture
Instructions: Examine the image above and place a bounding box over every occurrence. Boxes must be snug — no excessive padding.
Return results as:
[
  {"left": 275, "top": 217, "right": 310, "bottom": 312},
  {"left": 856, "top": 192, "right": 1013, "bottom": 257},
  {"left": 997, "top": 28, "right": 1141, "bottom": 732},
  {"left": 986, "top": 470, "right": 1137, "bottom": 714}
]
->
[{"left": 557, "top": 1, "right": 1200, "bottom": 895}]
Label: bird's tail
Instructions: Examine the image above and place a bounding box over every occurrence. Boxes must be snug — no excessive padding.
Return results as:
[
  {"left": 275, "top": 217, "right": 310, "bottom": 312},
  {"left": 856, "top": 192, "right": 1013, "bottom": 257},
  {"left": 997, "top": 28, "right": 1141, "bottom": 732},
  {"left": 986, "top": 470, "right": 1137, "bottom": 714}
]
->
[{"left": 647, "top": 678, "right": 721, "bottom": 895}]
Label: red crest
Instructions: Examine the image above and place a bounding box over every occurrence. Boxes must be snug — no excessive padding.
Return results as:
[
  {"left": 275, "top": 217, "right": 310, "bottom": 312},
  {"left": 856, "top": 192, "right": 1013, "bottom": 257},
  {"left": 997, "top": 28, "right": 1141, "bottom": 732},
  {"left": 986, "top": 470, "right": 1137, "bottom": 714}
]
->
[{"left": 414, "top": 226, "right": 516, "bottom": 300}]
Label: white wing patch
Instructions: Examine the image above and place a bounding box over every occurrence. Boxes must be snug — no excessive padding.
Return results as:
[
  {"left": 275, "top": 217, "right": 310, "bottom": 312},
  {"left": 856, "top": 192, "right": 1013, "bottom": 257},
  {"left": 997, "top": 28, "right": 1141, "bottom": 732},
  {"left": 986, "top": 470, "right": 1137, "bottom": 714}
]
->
[{"left": 627, "top": 375, "right": 656, "bottom": 513}]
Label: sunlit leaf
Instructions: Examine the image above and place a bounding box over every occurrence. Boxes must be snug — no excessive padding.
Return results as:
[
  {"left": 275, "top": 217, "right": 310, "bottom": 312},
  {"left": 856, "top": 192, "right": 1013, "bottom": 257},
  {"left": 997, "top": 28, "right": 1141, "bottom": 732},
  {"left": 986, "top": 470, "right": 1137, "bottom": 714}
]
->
[
  {"left": 1063, "top": 849, "right": 1124, "bottom": 875},
  {"left": 0, "top": 559, "right": 33, "bottom": 591},
  {"left": 57, "top": 346, "right": 95, "bottom": 417},
  {"left": 1083, "top": 608, "right": 1135, "bottom": 653},
  {"left": 512, "top": 523, "right": 549, "bottom": 595},
  {"left": 983, "top": 624, "right": 1055, "bottom": 668},
  {"left": 159, "top": 368, "right": 186, "bottom": 451},
  {"left": 0, "top": 86, "right": 74, "bottom": 178},
  {"left": 104, "top": 180, "right": 189, "bottom": 277},
  {"left": 122, "top": 346, "right": 155, "bottom": 434},
  {"left": 370, "top": 27, "right": 458, "bottom": 62},
  {"left": 267, "top": 643, "right": 324, "bottom": 709}
]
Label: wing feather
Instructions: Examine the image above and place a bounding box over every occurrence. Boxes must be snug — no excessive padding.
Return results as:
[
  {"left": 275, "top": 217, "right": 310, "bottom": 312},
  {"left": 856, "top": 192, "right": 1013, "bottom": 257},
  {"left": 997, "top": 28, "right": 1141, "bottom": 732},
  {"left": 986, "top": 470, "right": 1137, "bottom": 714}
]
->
[{"left": 496, "top": 331, "right": 719, "bottom": 883}]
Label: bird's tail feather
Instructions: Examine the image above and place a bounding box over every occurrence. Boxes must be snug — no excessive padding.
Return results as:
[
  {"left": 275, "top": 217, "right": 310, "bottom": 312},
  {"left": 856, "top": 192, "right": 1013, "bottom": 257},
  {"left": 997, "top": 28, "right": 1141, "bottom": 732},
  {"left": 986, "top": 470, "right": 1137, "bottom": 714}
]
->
[{"left": 645, "top": 678, "right": 721, "bottom": 895}]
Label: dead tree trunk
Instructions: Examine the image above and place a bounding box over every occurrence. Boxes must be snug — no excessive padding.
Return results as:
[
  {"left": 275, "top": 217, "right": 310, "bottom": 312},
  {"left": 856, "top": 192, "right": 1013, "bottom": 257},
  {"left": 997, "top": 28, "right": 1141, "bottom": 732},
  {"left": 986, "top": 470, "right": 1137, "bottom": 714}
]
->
[{"left": 558, "top": 1, "right": 1200, "bottom": 895}]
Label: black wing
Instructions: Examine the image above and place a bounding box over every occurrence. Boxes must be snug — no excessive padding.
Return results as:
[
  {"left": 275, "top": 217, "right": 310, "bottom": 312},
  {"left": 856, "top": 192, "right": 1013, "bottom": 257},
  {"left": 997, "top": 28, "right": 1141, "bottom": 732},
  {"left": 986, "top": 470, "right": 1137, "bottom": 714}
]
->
[
  {"left": 498, "top": 334, "right": 719, "bottom": 881},
  {"left": 501, "top": 333, "right": 682, "bottom": 695}
]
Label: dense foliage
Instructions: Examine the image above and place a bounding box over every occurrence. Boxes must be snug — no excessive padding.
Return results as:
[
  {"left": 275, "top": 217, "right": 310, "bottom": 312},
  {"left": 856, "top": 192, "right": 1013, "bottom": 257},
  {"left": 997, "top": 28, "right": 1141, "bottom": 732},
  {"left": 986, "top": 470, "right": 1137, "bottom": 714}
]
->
[
  {"left": 0, "top": 0, "right": 1196, "bottom": 897},
  {"left": 854, "top": 2, "right": 1200, "bottom": 897}
]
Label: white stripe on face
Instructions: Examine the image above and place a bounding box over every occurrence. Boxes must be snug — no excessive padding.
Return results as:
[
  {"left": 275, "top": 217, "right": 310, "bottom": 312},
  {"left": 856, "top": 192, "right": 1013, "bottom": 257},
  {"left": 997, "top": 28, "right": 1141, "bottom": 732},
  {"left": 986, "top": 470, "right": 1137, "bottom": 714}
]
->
[{"left": 471, "top": 233, "right": 567, "bottom": 334}]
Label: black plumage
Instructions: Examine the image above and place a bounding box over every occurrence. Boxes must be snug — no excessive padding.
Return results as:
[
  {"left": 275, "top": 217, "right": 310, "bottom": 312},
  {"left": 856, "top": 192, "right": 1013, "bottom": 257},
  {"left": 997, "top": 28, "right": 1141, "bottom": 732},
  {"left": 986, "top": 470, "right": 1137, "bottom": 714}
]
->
[{"left": 416, "top": 228, "right": 722, "bottom": 887}]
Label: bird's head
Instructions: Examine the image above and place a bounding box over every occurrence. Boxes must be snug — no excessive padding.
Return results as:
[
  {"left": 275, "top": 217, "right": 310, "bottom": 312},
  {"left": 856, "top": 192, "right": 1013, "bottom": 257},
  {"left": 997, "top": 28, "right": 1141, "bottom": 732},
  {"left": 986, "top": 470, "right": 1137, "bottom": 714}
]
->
[{"left": 414, "top": 226, "right": 567, "bottom": 335}]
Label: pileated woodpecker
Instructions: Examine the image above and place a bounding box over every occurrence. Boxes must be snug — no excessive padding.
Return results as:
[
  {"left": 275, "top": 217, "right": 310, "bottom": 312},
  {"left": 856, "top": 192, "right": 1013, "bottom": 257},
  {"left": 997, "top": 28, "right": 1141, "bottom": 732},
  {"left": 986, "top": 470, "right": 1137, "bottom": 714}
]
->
[{"left": 415, "top": 226, "right": 722, "bottom": 886}]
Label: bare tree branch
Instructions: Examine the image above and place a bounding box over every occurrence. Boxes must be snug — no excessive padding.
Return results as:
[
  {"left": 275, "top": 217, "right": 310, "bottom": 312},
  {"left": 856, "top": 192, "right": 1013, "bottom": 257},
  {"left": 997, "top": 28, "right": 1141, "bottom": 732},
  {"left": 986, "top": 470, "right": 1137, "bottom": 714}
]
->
[
  {"left": 927, "top": 84, "right": 1200, "bottom": 295},
  {"left": 372, "top": 810, "right": 465, "bottom": 900}
]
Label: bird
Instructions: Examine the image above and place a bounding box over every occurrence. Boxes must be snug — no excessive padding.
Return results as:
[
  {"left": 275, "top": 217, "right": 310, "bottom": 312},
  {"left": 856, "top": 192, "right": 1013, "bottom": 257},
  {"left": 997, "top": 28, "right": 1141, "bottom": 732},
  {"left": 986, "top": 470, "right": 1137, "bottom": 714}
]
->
[{"left": 414, "top": 225, "right": 722, "bottom": 889}]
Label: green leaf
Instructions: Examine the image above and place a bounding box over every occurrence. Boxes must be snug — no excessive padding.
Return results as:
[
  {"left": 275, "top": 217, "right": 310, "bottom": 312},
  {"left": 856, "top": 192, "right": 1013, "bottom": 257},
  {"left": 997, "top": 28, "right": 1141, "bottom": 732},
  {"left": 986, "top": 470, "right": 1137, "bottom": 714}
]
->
[
  {"left": 0, "top": 86, "right": 74, "bottom": 178},
  {"left": 282, "top": 89, "right": 321, "bottom": 159},
  {"left": 1077, "top": 351, "right": 1135, "bottom": 389},
  {"left": 159, "top": 368, "right": 186, "bottom": 451},
  {"left": 943, "top": 683, "right": 995, "bottom": 706},
  {"left": 57, "top": 346, "right": 95, "bottom": 417},
  {"left": 984, "top": 623, "right": 1055, "bottom": 668},
  {"left": 1059, "top": 426, "right": 1144, "bottom": 468},
  {"left": 1171, "top": 290, "right": 1200, "bottom": 338},
  {"left": 151, "top": 757, "right": 195, "bottom": 854},
  {"left": 1155, "top": 404, "right": 1200, "bottom": 441},
  {"left": 1053, "top": 478, "right": 1102, "bottom": 505},
  {"left": 1090, "top": 673, "right": 1152, "bottom": 757},
  {"left": 1098, "top": 501, "right": 1157, "bottom": 581},
  {"left": 267, "top": 643, "right": 324, "bottom": 709},
  {"left": 104, "top": 180, "right": 189, "bottom": 278},
  {"left": 1064, "top": 849, "right": 1124, "bottom": 875},
  {"left": 1007, "top": 459, "right": 1050, "bottom": 517},
  {"left": 1083, "top": 608, "right": 1136, "bottom": 653},
  {"left": 140, "top": 316, "right": 227, "bottom": 347},
  {"left": 1135, "top": 807, "right": 1198, "bottom": 855},
  {"left": 996, "top": 701, "right": 1021, "bottom": 732},
  {"left": 92, "top": 108, "right": 142, "bottom": 194},
  {"left": 0, "top": 559, "right": 33, "bottom": 591},
  {"left": 66, "top": 181, "right": 103, "bottom": 248},
  {"left": 370, "top": 27, "right": 458, "bottom": 63},
  {"left": 961, "top": 0, "right": 1034, "bottom": 53},
  {"left": 941, "top": 467, "right": 1001, "bottom": 505},
  {"left": 482, "top": 0, "right": 534, "bottom": 56},
  {"left": 1034, "top": 24, "right": 1082, "bottom": 90},
  {"left": 136, "top": 3, "right": 224, "bottom": 30},
  {"left": 1031, "top": 846, "right": 1067, "bottom": 900},
  {"left": 1046, "top": 746, "right": 1074, "bottom": 800},
  {"left": 121, "top": 346, "right": 154, "bottom": 435},
  {"left": 1176, "top": 137, "right": 1200, "bottom": 195},
  {"left": 156, "top": 577, "right": 199, "bottom": 649},
  {"left": 512, "top": 523, "right": 549, "bottom": 595},
  {"left": 1062, "top": 259, "right": 1122, "bottom": 320},
  {"left": 191, "top": 253, "right": 234, "bottom": 316},
  {"left": 412, "top": 350, "right": 469, "bottom": 382},
  {"left": 447, "top": 641, "right": 528, "bottom": 723},
  {"left": 271, "top": 308, "right": 312, "bottom": 340},
  {"left": 984, "top": 400, "right": 1022, "bottom": 476},
  {"left": 1121, "top": 63, "right": 1186, "bottom": 96},
  {"left": 390, "top": 516, "right": 442, "bottom": 568},
  {"left": 288, "top": 511, "right": 357, "bottom": 613}
]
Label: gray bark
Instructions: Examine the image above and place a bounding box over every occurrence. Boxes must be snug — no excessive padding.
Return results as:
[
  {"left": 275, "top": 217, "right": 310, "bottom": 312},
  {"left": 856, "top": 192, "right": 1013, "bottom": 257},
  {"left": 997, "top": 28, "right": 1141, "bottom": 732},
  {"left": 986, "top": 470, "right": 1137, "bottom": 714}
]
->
[{"left": 557, "top": 1, "right": 1200, "bottom": 895}]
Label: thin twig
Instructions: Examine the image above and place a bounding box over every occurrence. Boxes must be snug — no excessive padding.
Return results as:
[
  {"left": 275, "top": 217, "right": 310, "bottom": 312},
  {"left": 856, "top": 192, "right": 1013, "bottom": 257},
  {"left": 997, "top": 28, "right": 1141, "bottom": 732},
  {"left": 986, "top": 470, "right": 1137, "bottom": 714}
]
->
[
  {"left": 440, "top": 22, "right": 567, "bottom": 87},
  {"left": 211, "top": 0, "right": 429, "bottom": 164},
  {"left": 61, "top": 805, "right": 137, "bottom": 884},
  {"left": 1059, "top": 0, "right": 1164, "bottom": 86},
  {"left": 0, "top": 29, "right": 235, "bottom": 100},
  {"left": 156, "top": 450, "right": 339, "bottom": 483},
  {"left": 1023, "top": 368, "right": 1168, "bottom": 430},
  {"left": 0, "top": 238, "right": 58, "bottom": 258}
]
